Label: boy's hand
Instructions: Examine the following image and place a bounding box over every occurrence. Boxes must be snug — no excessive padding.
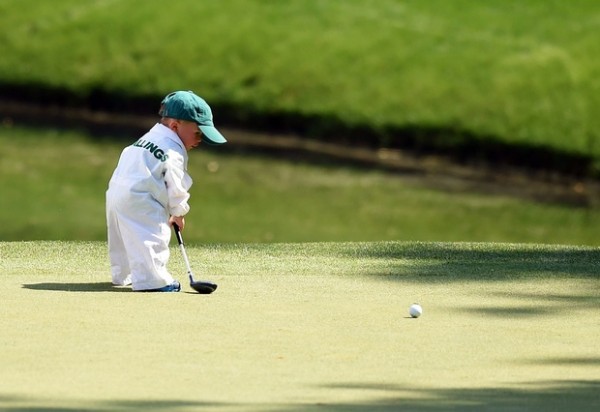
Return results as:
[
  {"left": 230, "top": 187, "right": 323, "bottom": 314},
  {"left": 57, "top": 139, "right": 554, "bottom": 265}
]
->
[{"left": 169, "top": 216, "right": 185, "bottom": 231}]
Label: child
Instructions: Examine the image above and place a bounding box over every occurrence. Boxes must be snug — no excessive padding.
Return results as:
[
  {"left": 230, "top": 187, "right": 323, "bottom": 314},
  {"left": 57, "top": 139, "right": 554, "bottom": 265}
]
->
[{"left": 106, "top": 91, "right": 226, "bottom": 292}]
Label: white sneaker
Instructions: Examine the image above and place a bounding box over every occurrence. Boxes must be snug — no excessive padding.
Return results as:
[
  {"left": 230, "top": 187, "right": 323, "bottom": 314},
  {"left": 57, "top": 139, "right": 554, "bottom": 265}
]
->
[{"left": 112, "top": 275, "right": 132, "bottom": 287}]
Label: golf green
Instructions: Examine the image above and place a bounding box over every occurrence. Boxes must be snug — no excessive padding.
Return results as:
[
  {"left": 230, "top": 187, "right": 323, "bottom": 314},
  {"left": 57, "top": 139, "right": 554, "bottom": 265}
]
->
[{"left": 0, "top": 241, "right": 598, "bottom": 411}]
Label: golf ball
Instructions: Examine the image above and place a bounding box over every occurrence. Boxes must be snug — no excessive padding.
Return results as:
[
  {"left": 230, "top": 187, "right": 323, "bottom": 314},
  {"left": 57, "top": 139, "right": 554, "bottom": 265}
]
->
[{"left": 409, "top": 303, "right": 422, "bottom": 318}]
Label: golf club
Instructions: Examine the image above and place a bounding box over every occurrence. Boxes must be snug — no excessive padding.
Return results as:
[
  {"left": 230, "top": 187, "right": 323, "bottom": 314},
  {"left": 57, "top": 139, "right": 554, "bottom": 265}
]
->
[{"left": 173, "top": 223, "right": 217, "bottom": 294}]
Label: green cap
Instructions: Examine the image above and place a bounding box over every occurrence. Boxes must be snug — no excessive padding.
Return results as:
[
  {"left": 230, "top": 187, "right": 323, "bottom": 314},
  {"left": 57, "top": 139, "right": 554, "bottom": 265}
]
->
[{"left": 159, "top": 91, "right": 227, "bottom": 145}]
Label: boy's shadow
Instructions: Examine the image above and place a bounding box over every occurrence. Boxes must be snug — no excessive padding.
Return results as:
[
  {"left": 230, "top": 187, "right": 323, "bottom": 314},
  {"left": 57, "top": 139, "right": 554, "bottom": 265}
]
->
[{"left": 22, "top": 282, "right": 131, "bottom": 292}]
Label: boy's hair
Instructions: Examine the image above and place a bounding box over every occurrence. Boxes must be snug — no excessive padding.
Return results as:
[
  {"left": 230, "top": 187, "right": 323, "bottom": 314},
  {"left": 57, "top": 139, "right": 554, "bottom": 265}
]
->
[
  {"left": 160, "top": 117, "right": 178, "bottom": 127},
  {"left": 158, "top": 103, "right": 167, "bottom": 118}
]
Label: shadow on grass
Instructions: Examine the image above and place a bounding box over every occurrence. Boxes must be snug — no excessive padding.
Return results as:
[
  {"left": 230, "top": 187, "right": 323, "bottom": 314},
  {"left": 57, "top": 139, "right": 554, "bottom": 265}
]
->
[
  {"left": 456, "top": 305, "right": 559, "bottom": 317},
  {"left": 0, "top": 396, "right": 226, "bottom": 411},
  {"left": 524, "top": 357, "right": 600, "bottom": 366},
  {"left": 339, "top": 242, "right": 600, "bottom": 317},
  {"left": 455, "top": 290, "right": 600, "bottom": 318},
  {"left": 22, "top": 282, "right": 131, "bottom": 292},
  {"left": 2, "top": 380, "right": 598, "bottom": 411},
  {"left": 287, "top": 380, "right": 600, "bottom": 412},
  {"left": 344, "top": 242, "right": 600, "bottom": 281}
]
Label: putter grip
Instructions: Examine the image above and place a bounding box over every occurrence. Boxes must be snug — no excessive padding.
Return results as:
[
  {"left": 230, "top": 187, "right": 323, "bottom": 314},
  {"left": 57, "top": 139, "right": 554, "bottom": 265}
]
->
[{"left": 173, "top": 223, "right": 184, "bottom": 245}]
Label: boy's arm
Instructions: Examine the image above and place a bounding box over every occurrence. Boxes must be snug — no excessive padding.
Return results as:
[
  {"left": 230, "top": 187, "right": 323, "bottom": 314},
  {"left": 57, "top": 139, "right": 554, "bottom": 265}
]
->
[{"left": 164, "top": 150, "right": 193, "bottom": 218}]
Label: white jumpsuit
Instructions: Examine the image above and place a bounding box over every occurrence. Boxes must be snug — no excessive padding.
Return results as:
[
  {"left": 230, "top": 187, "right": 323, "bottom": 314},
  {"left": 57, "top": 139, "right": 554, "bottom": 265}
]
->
[{"left": 106, "top": 123, "right": 193, "bottom": 290}]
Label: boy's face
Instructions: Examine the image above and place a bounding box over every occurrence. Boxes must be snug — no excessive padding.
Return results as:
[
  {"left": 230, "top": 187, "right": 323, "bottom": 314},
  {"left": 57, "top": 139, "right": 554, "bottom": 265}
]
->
[{"left": 173, "top": 120, "right": 203, "bottom": 150}]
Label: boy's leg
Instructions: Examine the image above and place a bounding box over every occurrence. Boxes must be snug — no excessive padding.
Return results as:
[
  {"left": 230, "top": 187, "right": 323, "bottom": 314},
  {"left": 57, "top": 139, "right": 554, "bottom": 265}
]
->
[
  {"left": 106, "top": 206, "right": 132, "bottom": 286},
  {"left": 118, "top": 212, "right": 176, "bottom": 291}
]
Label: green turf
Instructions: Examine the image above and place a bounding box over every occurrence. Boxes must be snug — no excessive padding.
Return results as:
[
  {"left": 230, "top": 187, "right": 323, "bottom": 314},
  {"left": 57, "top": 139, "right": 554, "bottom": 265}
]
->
[
  {"left": 1, "top": 0, "right": 598, "bottom": 160},
  {"left": 1, "top": 124, "right": 599, "bottom": 246},
  {"left": 0, "top": 241, "right": 598, "bottom": 411}
]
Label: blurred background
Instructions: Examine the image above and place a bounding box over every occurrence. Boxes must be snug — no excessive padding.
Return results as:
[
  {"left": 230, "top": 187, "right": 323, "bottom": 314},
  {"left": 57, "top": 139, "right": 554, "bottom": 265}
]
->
[{"left": 0, "top": 0, "right": 598, "bottom": 245}]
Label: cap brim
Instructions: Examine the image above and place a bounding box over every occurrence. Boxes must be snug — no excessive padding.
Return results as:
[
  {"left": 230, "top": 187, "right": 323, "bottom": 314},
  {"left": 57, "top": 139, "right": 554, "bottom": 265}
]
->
[{"left": 199, "top": 125, "right": 227, "bottom": 145}]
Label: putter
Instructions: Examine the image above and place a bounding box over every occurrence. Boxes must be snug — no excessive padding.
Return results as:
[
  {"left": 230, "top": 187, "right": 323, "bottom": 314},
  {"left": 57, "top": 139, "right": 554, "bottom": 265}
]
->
[{"left": 173, "top": 223, "right": 217, "bottom": 294}]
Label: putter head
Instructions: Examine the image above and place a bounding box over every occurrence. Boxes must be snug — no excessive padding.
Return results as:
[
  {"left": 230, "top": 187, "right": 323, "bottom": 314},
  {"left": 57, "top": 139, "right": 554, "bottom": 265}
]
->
[{"left": 190, "top": 281, "right": 218, "bottom": 294}]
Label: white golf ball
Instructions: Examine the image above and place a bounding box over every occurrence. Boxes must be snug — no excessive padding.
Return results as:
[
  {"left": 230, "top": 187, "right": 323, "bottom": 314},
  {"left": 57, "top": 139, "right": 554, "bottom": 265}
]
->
[{"left": 409, "top": 303, "right": 422, "bottom": 318}]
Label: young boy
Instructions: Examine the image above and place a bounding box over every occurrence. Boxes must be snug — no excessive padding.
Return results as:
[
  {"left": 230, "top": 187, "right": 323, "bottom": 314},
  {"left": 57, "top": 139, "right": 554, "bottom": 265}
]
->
[{"left": 106, "top": 91, "right": 226, "bottom": 292}]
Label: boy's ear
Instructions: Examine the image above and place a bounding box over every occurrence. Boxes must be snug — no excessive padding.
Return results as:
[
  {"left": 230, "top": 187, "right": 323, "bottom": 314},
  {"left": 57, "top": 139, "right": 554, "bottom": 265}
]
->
[{"left": 165, "top": 118, "right": 180, "bottom": 131}]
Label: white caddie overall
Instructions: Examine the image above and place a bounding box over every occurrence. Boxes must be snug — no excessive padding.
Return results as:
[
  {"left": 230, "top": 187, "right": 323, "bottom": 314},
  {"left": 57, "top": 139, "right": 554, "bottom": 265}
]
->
[{"left": 106, "top": 123, "right": 193, "bottom": 291}]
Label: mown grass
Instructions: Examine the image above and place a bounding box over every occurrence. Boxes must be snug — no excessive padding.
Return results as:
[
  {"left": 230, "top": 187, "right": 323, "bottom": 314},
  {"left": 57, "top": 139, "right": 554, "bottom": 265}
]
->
[
  {"left": 0, "top": 124, "right": 598, "bottom": 245},
  {"left": 0, "top": 240, "right": 598, "bottom": 411},
  {"left": 0, "top": 0, "right": 598, "bottom": 162}
]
